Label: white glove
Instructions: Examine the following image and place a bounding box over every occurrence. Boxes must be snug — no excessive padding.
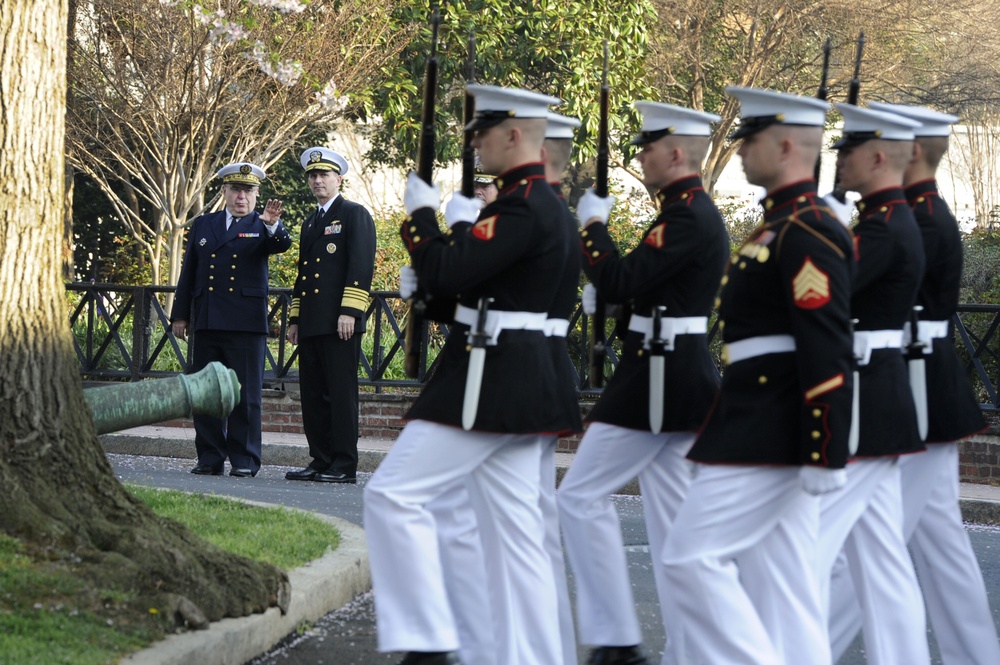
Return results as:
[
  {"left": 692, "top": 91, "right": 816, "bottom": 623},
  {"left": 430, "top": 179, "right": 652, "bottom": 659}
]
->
[
  {"left": 404, "top": 171, "right": 441, "bottom": 214},
  {"left": 582, "top": 283, "right": 598, "bottom": 316},
  {"left": 399, "top": 265, "right": 418, "bottom": 300},
  {"left": 822, "top": 192, "right": 855, "bottom": 227},
  {"left": 800, "top": 466, "right": 847, "bottom": 495},
  {"left": 576, "top": 189, "right": 616, "bottom": 227},
  {"left": 444, "top": 193, "right": 484, "bottom": 228}
]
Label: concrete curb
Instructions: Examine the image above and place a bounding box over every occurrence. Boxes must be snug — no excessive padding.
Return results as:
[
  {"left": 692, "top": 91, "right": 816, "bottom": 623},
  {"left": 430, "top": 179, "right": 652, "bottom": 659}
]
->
[{"left": 119, "top": 507, "right": 370, "bottom": 665}]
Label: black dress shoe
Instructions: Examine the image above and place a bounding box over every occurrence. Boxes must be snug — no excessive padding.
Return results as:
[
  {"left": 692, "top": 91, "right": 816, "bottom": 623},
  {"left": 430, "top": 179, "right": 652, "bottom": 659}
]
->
[
  {"left": 229, "top": 467, "right": 256, "bottom": 478},
  {"left": 398, "top": 652, "right": 462, "bottom": 665},
  {"left": 190, "top": 464, "right": 222, "bottom": 476},
  {"left": 314, "top": 470, "right": 357, "bottom": 484},
  {"left": 586, "top": 645, "right": 649, "bottom": 665},
  {"left": 285, "top": 466, "right": 322, "bottom": 481}
]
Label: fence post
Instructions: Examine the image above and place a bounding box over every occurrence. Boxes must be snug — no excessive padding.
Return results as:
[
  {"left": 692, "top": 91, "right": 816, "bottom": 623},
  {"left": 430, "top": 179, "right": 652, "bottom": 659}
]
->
[{"left": 132, "top": 286, "right": 151, "bottom": 381}]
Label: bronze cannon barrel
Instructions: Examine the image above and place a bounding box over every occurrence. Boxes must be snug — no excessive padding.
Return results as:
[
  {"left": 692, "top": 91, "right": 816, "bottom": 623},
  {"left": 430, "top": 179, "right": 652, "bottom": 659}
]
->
[{"left": 84, "top": 362, "right": 241, "bottom": 435}]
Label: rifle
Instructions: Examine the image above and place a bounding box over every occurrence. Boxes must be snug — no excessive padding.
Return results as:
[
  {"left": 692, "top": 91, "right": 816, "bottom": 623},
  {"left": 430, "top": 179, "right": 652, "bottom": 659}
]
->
[
  {"left": 588, "top": 41, "right": 610, "bottom": 389},
  {"left": 813, "top": 37, "right": 832, "bottom": 183},
  {"left": 461, "top": 31, "right": 476, "bottom": 198},
  {"left": 831, "top": 31, "right": 865, "bottom": 203},
  {"left": 403, "top": 9, "right": 440, "bottom": 379}
]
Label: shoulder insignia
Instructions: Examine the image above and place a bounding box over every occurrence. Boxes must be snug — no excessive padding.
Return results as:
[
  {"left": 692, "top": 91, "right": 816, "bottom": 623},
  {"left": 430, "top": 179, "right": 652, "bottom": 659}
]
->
[
  {"left": 472, "top": 215, "right": 498, "bottom": 241},
  {"left": 643, "top": 223, "right": 665, "bottom": 249},
  {"left": 792, "top": 257, "right": 831, "bottom": 309}
]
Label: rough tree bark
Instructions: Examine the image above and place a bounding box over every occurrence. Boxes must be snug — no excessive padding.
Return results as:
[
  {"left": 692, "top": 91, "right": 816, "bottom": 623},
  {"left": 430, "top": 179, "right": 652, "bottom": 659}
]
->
[{"left": 0, "top": 0, "right": 288, "bottom": 634}]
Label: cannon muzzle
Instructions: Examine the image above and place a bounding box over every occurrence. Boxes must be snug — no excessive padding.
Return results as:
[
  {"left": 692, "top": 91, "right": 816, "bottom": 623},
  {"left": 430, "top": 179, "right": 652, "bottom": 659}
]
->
[{"left": 84, "top": 362, "right": 241, "bottom": 435}]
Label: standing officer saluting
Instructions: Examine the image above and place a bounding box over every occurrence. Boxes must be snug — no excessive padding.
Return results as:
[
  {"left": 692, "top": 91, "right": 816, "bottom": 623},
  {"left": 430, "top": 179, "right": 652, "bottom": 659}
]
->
[
  {"left": 557, "top": 101, "right": 728, "bottom": 665},
  {"left": 171, "top": 162, "right": 291, "bottom": 477},
  {"left": 364, "top": 85, "right": 569, "bottom": 665},
  {"left": 661, "top": 88, "right": 855, "bottom": 665},
  {"left": 285, "top": 147, "right": 376, "bottom": 484},
  {"left": 815, "top": 103, "right": 930, "bottom": 665}
]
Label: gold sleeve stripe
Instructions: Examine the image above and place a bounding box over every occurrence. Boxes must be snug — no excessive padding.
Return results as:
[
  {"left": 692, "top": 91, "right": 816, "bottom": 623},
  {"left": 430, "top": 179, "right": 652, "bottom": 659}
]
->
[
  {"left": 289, "top": 297, "right": 300, "bottom": 319},
  {"left": 804, "top": 373, "right": 845, "bottom": 401},
  {"left": 342, "top": 287, "right": 370, "bottom": 311}
]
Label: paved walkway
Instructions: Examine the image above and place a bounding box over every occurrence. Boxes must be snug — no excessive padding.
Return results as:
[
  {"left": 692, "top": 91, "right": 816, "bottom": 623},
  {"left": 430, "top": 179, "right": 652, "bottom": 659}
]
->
[{"left": 103, "top": 426, "right": 1000, "bottom": 665}]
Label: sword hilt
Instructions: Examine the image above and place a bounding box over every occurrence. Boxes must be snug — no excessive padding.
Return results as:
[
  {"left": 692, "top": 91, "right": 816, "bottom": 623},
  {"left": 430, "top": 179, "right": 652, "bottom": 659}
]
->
[
  {"left": 650, "top": 306, "right": 667, "bottom": 355},
  {"left": 908, "top": 305, "right": 927, "bottom": 355},
  {"left": 468, "top": 297, "right": 494, "bottom": 348}
]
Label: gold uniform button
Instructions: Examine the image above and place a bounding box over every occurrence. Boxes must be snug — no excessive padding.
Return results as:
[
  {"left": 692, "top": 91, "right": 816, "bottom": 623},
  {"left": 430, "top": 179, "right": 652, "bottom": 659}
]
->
[
  {"left": 739, "top": 261, "right": 747, "bottom": 269},
  {"left": 466, "top": 344, "right": 472, "bottom": 352},
  {"left": 721, "top": 275, "right": 728, "bottom": 285},
  {"left": 811, "top": 452, "right": 821, "bottom": 461},
  {"left": 764, "top": 198, "right": 774, "bottom": 210},
  {"left": 520, "top": 179, "right": 528, "bottom": 185},
  {"left": 858, "top": 202, "right": 867, "bottom": 212},
  {"left": 314, "top": 289, "right": 319, "bottom": 293},
  {"left": 681, "top": 192, "right": 689, "bottom": 199},
  {"left": 209, "top": 276, "right": 214, "bottom": 280},
  {"left": 916, "top": 196, "right": 925, "bottom": 203},
  {"left": 731, "top": 255, "right": 739, "bottom": 264},
  {"left": 208, "top": 287, "right": 214, "bottom": 292},
  {"left": 301, "top": 291, "right": 306, "bottom": 296},
  {"left": 813, "top": 408, "right": 822, "bottom": 418},
  {"left": 210, "top": 264, "right": 215, "bottom": 269},
  {"left": 592, "top": 251, "right": 600, "bottom": 258},
  {"left": 413, "top": 236, "right": 421, "bottom": 243},
  {"left": 211, "top": 253, "right": 216, "bottom": 258},
  {"left": 714, "top": 298, "right": 721, "bottom": 308},
  {"left": 586, "top": 240, "right": 593, "bottom": 247},
  {"left": 233, "top": 254, "right": 237, "bottom": 258},
  {"left": 811, "top": 430, "right": 821, "bottom": 439},
  {"left": 316, "top": 258, "right": 321, "bottom": 263},
  {"left": 231, "top": 265, "right": 236, "bottom": 269},
  {"left": 797, "top": 196, "right": 807, "bottom": 203},
  {"left": 581, "top": 229, "right": 589, "bottom": 237},
  {"left": 757, "top": 246, "right": 770, "bottom": 263},
  {"left": 302, "top": 261, "right": 308, "bottom": 266},
  {"left": 758, "top": 375, "right": 767, "bottom": 384},
  {"left": 314, "top": 273, "right": 320, "bottom": 278},
  {"left": 229, "top": 288, "right": 234, "bottom": 293},
  {"left": 230, "top": 276, "right": 235, "bottom": 281},
  {"left": 410, "top": 225, "right": 417, "bottom": 232},
  {"left": 719, "top": 320, "right": 725, "bottom": 329},
  {"left": 880, "top": 206, "right": 888, "bottom": 213},
  {"left": 637, "top": 349, "right": 644, "bottom": 357}
]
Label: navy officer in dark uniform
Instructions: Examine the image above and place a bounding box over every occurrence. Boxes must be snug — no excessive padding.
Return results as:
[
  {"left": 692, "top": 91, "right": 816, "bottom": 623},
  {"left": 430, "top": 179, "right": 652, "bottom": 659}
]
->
[
  {"left": 828, "top": 103, "right": 998, "bottom": 664},
  {"left": 364, "top": 85, "right": 568, "bottom": 665},
  {"left": 661, "top": 88, "right": 854, "bottom": 665},
  {"left": 285, "top": 147, "right": 376, "bottom": 484},
  {"left": 557, "top": 101, "right": 728, "bottom": 665},
  {"left": 814, "top": 103, "right": 931, "bottom": 665},
  {"left": 171, "top": 162, "right": 291, "bottom": 477}
]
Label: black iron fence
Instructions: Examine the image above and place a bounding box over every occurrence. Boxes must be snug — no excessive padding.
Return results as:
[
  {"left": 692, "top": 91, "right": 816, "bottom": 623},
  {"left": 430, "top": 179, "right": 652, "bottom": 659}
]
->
[{"left": 67, "top": 282, "right": 1000, "bottom": 409}]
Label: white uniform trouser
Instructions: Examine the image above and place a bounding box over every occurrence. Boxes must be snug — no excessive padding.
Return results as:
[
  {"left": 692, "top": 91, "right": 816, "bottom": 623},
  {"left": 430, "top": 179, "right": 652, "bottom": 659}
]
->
[
  {"left": 431, "top": 437, "right": 577, "bottom": 665},
  {"left": 662, "top": 465, "right": 830, "bottom": 665},
  {"left": 557, "top": 422, "right": 694, "bottom": 664},
  {"left": 818, "top": 458, "right": 929, "bottom": 665},
  {"left": 828, "top": 444, "right": 1000, "bottom": 664},
  {"left": 364, "top": 420, "right": 562, "bottom": 664}
]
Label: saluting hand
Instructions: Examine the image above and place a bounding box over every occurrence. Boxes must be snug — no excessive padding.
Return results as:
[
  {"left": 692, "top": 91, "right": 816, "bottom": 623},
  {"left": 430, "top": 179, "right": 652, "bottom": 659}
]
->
[{"left": 261, "top": 199, "right": 284, "bottom": 223}]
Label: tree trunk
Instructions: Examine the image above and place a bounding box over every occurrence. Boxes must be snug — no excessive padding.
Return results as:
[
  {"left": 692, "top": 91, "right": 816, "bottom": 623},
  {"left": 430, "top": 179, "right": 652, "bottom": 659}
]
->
[{"left": 0, "top": 0, "right": 287, "bottom": 632}]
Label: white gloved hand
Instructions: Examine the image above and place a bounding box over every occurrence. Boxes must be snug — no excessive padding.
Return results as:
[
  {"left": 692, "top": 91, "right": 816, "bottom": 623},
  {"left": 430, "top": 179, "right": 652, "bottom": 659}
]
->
[
  {"left": 404, "top": 171, "right": 441, "bottom": 214},
  {"left": 399, "top": 265, "right": 418, "bottom": 300},
  {"left": 822, "top": 192, "right": 855, "bottom": 227},
  {"left": 582, "top": 283, "right": 598, "bottom": 316},
  {"left": 444, "top": 193, "right": 484, "bottom": 228},
  {"left": 576, "top": 189, "right": 616, "bottom": 227},
  {"left": 800, "top": 466, "right": 847, "bottom": 496}
]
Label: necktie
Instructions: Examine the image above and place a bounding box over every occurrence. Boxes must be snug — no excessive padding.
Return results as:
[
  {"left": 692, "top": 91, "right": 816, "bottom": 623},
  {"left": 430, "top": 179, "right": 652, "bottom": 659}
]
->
[{"left": 227, "top": 215, "right": 240, "bottom": 230}]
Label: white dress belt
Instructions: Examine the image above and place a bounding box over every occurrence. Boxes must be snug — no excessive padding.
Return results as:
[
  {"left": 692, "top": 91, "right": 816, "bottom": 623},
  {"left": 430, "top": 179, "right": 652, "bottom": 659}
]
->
[
  {"left": 454, "top": 304, "right": 548, "bottom": 345},
  {"left": 628, "top": 314, "right": 708, "bottom": 350},
  {"left": 902, "top": 319, "right": 949, "bottom": 354},
  {"left": 543, "top": 318, "right": 570, "bottom": 338},
  {"left": 722, "top": 334, "right": 796, "bottom": 365},
  {"left": 853, "top": 329, "right": 904, "bottom": 366}
]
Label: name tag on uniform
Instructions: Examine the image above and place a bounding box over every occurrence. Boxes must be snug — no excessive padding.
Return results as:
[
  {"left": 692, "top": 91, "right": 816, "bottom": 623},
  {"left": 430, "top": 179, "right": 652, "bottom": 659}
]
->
[
  {"left": 324, "top": 223, "right": 342, "bottom": 235},
  {"left": 237, "top": 232, "right": 260, "bottom": 238}
]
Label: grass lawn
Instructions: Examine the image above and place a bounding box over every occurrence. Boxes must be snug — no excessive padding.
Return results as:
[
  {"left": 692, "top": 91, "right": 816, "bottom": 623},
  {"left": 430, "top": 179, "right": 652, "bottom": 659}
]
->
[{"left": 0, "top": 485, "right": 339, "bottom": 665}]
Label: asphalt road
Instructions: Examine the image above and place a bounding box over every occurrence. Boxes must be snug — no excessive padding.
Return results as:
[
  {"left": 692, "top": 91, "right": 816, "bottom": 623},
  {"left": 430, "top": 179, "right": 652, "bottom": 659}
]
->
[{"left": 108, "top": 454, "right": 1000, "bottom": 665}]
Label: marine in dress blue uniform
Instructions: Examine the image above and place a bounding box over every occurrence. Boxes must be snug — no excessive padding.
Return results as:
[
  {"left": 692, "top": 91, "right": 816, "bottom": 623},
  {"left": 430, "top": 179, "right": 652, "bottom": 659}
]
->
[
  {"left": 661, "top": 88, "right": 854, "bottom": 665},
  {"left": 285, "top": 147, "right": 376, "bottom": 484},
  {"left": 363, "top": 85, "right": 568, "bottom": 665},
  {"left": 828, "top": 103, "right": 999, "bottom": 664},
  {"left": 557, "top": 102, "right": 728, "bottom": 665},
  {"left": 815, "top": 103, "right": 931, "bottom": 665},
  {"left": 171, "top": 162, "right": 291, "bottom": 477}
]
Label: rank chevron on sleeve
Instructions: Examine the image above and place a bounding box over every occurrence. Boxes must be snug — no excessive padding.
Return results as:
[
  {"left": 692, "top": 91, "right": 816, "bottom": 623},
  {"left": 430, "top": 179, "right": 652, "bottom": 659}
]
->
[{"left": 792, "top": 257, "right": 831, "bottom": 309}]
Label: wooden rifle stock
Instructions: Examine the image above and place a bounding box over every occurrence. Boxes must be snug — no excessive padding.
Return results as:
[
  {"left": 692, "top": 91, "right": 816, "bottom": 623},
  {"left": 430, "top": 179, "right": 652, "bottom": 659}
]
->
[
  {"left": 403, "top": 9, "right": 440, "bottom": 379},
  {"left": 813, "top": 37, "right": 832, "bottom": 183},
  {"left": 832, "top": 31, "right": 865, "bottom": 203},
  {"left": 461, "top": 32, "right": 476, "bottom": 198},
  {"left": 588, "top": 42, "right": 610, "bottom": 389}
]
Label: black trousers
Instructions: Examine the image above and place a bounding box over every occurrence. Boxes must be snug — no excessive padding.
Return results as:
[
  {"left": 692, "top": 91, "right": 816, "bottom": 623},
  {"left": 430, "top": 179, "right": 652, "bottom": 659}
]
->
[
  {"left": 298, "top": 333, "right": 362, "bottom": 475},
  {"left": 189, "top": 329, "right": 265, "bottom": 472}
]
